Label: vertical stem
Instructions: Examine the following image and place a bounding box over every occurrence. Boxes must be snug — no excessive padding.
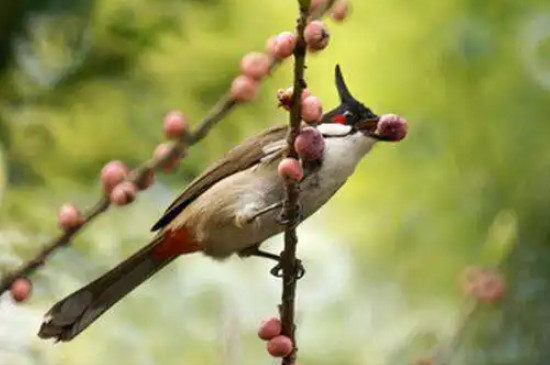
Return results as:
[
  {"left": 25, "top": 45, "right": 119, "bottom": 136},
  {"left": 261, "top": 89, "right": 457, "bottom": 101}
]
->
[{"left": 279, "top": 1, "right": 310, "bottom": 364}]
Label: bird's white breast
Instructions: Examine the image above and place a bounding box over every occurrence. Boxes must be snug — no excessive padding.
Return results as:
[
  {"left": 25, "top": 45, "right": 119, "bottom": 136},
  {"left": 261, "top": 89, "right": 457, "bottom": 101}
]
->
[
  {"left": 181, "top": 126, "right": 377, "bottom": 258},
  {"left": 300, "top": 131, "right": 377, "bottom": 217}
]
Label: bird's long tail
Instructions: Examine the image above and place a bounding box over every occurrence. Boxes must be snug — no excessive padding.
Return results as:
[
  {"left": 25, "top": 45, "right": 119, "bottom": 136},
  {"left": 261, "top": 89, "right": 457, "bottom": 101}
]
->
[{"left": 38, "top": 228, "right": 198, "bottom": 342}]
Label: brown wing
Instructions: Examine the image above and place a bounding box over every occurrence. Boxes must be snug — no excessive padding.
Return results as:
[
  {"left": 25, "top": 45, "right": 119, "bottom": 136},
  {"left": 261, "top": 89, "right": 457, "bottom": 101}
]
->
[{"left": 151, "top": 125, "right": 288, "bottom": 231}]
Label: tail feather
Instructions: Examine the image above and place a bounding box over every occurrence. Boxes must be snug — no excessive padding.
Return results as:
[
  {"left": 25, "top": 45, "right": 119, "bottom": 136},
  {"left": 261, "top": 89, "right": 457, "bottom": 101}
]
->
[{"left": 38, "top": 235, "right": 179, "bottom": 342}]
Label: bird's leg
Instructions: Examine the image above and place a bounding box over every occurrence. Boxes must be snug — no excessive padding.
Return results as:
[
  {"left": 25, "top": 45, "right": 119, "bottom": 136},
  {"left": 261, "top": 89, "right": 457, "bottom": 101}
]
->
[
  {"left": 238, "top": 243, "right": 281, "bottom": 261},
  {"left": 238, "top": 244, "right": 306, "bottom": 280}
]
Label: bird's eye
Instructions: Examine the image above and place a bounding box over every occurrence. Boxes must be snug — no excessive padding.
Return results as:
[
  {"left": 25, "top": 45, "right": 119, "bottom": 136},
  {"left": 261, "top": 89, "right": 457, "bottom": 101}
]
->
[{"left": 343, "top": 110, "right": 355, "bottom": 122}]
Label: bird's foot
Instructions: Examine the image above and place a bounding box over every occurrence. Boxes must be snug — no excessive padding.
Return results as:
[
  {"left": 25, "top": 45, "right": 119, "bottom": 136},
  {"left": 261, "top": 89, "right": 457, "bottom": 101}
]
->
[
  {"left": 239, "top": 245, "right": 305, "bottom": 281},
  {"left": 269, "top": 258, "right": 305, "bottom": 281}
]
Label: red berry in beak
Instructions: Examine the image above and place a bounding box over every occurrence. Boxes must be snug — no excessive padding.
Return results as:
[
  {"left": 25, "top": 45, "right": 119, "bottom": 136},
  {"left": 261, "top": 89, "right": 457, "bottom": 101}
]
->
[{"left": 375, "top": 114, "right": 408, "bottom": 142}]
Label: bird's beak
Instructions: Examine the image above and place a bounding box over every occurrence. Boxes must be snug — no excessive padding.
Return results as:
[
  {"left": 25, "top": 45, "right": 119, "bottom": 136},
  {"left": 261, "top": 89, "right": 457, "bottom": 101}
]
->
[
  {"left": 357, "top": 114, "right": 408, "bottom": 142},
  {"left": 354, "top": 116, "right": 382, "bottom": 139}
]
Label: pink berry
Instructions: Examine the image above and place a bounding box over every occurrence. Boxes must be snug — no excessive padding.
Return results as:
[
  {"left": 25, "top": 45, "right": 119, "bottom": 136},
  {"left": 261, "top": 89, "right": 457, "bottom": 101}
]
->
[
  {"left": 277, "top": 87, "right": 311, "bottom": 110},
  {"left": 10, "top": 278, "right": 32, "bottom": 303},
  {"left": 110, "top": 181, "right": 138, "bottom": 206},
  {"left": 330, "top": 0, "right": 349, "bottom": 22},
  {"left": 240, "top": 52, "right": 270, "bottom": 80},
  {"left": 478, "top": 271, "right": 506, "bottom": 303},
  {"left": 163, "top": 110, "right": 187, "bottom": 139},
  {"left": 278, "top": 158, "right": 304, "bottom": 182},
  {"left": 136, "top": 168, "right": 155, "bottom": 190},
  {"left": 153, "top": 143, "right": 180, "bottom": 173},
  {"left": 267, "top": 335, "right": 293, "bottom": 358},
  {"left": 460, "top": 267, "right": 506, "bottom": 303},
  {"left": 301, "top": 95, "right": 323, "bottom": 123},
  {"left": 304, "top": 21, "right": 330, "bottom": 51},
  {"left": 300, "top": 88, "right": 312, "bottom": 100},
  {"left": 269, "top": 32, "right": 297, "bottom": 59},
  {"left": 57, "top": 203, "right": 84, "bottom": 229},
  {"left": 376, "top": 114, "right": 408, "bottom": 142},
  {"left": 266, "top": 36, "right": 278, "bottom": 57},
  {"left": 295, "top": 127, "right": 325, "bottom": 161},
  {"left": 100, "top": 160, "right": 129, "bottom": 194},
  {"left": 230, "top": 75, "right": 259, "bottom": 102},
  {"left": 258, "top": 317, "right": 282, "bottom": 341}
]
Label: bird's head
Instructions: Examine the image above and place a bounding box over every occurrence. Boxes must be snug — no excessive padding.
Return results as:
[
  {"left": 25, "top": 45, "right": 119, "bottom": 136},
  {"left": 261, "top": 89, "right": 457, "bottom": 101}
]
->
[{"left": 321, "top": 65, "right": 407, "bottom": 142}]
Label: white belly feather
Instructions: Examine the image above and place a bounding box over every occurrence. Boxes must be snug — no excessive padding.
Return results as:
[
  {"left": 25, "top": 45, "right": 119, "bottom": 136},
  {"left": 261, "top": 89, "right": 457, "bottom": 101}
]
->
[{"left": 180, "top": 127, "right": 377, "bottom": 258}]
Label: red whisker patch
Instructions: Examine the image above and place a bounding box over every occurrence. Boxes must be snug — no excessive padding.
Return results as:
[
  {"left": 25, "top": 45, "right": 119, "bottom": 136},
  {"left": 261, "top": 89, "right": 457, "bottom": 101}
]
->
[{"left": 332, "top": 114, "right": 346, "bottom": 125}]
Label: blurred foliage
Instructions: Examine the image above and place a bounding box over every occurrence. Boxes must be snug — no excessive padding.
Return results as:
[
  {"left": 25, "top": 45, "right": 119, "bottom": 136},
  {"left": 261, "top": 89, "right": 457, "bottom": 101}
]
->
[{"left": 1, "top": 0, "right": 550, "bottom": 364}]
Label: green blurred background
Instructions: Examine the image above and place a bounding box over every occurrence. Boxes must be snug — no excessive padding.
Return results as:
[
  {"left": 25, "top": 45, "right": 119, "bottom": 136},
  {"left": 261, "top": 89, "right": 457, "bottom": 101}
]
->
[{"left": 1, "top": 0, "right": 550, "bottom": 364}]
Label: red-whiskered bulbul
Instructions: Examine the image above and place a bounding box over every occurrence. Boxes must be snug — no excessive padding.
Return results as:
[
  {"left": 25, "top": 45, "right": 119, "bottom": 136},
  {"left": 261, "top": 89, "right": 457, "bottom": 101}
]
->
[{"left": 38, "top": 65, "right": 407, "bottom": 341}]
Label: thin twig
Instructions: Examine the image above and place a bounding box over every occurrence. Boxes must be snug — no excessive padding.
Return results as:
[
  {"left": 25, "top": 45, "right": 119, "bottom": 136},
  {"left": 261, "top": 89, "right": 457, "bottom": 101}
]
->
[
  {"left": 0, "top": 94, "right": 238, "bottom": 295},
  {"left": 278, "top": 1, "right": 310, "bottom": 364},
  {"left": 434, "top": 300, "right": 480, "bottom": 365}
]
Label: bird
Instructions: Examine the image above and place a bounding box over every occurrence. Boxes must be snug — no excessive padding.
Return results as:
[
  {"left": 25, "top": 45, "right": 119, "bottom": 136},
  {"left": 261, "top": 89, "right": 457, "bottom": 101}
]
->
[{"left": 38, "top": 65, "right": 407, "bottom": 342}]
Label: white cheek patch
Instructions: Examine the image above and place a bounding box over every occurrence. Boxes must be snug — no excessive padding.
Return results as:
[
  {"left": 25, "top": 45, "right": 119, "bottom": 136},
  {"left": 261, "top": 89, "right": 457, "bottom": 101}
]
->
[{"left": 317, "top": 123, "right": 353, "bottom": 137}]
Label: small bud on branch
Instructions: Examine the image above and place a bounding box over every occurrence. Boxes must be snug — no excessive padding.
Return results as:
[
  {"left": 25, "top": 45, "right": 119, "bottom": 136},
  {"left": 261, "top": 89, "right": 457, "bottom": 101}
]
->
[
  {"left": 304, "top": 21, "right": 330, "bottom": 51},
  {"left": 278, "top": 158, "right": 304, "bottom": 182},
  {"left": 163, "top": 111, "right": 188, "bottom": 139},
  {"left": 57, "top": 204, "right": 84, "bottom": 230},
  {"left": 295, "top": 127, "right": 325, "bottom": 161},
  {"left": 10, "top": 278, "right": 32, "bottom": 302},
  {"left": 241, "top": 52, "right": 271, "bottom": 80},
  {"left": 100, "top": 160, "right": 129, "bottom": 194},
  {"left": 268, "top": 336, "right": 294, "bottom": 358},
  {"left": 230, "top": 75, "right": 260, "bottom": 102},
  {"left": 301, "top": 96, "right": 323, "bottom": 123},
  {"left": 330, "top": 0, "right": 349, "bottom": 22}
]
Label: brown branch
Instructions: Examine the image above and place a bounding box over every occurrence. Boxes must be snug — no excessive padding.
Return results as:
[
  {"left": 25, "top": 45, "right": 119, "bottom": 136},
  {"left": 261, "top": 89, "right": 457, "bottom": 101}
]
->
[
  {"left": 0, "top": 94, "right": 239, "bottom": 296},
  {"left": 278, "top": 0, "right": 311, "bottom": 364}
]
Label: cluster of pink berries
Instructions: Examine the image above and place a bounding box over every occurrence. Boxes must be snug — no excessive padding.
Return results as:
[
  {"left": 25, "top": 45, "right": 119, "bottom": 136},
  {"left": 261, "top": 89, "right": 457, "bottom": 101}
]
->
[
  {"left": 8, "top": 111, "right": 189, "bottom": 303},
  {"left": 460, "top": 266, "right": 506, "bottom": 303},
  {"left": 230, "top": 0, "right": 348, "bottom": 103},
  {"left": 258, "top": 317, "right": 300, "bottom": 363},
  {"left": 99, "top": 110, "right": 187, "bottom": 206},
  {"left": 276, "top": 87, "right": 325, "bottom": 182},
  {"left": 277, "top": 87, "right": 323, "bottom": 124}
]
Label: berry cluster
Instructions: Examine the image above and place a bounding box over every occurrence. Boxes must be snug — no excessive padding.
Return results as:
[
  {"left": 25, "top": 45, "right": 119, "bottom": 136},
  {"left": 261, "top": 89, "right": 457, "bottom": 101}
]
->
[
  {"left": 230, "top": 0, "right": 348, "bottom": 104},
  {"left": 7, "top": 110, "right": 188, "bottom": 303},
  {"left": 258, "top": 317, "right": 300, "bottom": 363}
]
